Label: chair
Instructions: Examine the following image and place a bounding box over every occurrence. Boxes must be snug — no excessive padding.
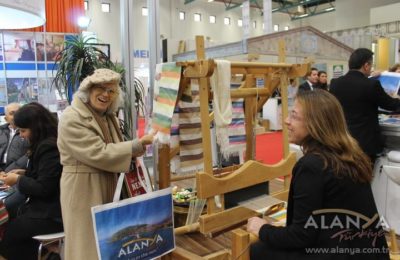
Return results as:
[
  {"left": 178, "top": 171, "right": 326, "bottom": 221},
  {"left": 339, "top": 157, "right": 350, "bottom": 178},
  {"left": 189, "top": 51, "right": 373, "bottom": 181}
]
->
[{"left": 33, "top": 232, "right": 65, "bottom": 260}]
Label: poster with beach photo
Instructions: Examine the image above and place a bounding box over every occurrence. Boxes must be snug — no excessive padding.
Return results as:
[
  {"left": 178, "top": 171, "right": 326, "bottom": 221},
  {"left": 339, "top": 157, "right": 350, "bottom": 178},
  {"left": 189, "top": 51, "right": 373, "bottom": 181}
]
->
[{"left": 91, "top": 188, "right": 175, "bottom": 260}]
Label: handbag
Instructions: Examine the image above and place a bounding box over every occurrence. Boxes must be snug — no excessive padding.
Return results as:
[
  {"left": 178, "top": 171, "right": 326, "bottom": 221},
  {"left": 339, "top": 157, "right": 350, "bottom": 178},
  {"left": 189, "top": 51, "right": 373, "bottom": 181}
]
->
[
  {"left": 91, "top": 175, "right": 175, "bottom": 260},
  {"left": 124, "top": 157, "right": 153, "bottom": 197}
]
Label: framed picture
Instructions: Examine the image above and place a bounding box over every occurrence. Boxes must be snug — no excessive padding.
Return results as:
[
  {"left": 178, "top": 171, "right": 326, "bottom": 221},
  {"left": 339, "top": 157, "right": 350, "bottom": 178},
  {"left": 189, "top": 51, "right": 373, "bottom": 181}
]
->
[{"left": 88, "top": 43, "right": 110, "bottom": 58}]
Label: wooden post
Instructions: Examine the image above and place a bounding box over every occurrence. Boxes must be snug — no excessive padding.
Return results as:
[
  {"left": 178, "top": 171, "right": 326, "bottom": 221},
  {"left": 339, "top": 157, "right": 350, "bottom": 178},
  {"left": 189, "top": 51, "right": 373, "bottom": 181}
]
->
[
  {"left": 231, "top": 229, "right": 250, "bottom": 260},
  {"left": 244, "top": 75, "right": 255, "bottom": 161},
  {"left": 280, "top": 72, "right": 291, "bottom": 190},
  {"left": 158, "top": 144, "right": 171, "bottom": 189},
  {"left": 278, "top": 39, "right": 286, "bottom": 63}
]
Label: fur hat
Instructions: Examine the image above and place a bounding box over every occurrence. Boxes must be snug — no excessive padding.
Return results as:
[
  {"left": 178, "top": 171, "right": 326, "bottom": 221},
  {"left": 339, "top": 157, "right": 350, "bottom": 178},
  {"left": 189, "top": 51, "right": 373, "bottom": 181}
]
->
[{"left": 79, "top": 68, "right": 121, "bottom": 92}]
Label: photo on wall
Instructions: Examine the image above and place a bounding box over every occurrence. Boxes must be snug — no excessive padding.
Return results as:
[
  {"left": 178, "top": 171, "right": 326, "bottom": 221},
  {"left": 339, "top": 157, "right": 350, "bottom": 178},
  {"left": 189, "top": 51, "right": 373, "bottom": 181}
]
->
[
  {"left": 0, "top": 78, "right": 7, "bottom": 106},
  {"left": 3, "top": 32, "right": 36, "bottom": 62},
  {"left": 6, "top": 78, "right": 38, "bottom": 104},
  {"left": 38, "top": 78, "right": 58, "bottom": 110},
  {"left": 34, "top": 34, "right": 45, "bottom": 62},
  {"left": 45, "top": 34, "right": 65, "bottom": 62},
  {"left": 0, "top": 34, "right": 3, "bottom": 62}
]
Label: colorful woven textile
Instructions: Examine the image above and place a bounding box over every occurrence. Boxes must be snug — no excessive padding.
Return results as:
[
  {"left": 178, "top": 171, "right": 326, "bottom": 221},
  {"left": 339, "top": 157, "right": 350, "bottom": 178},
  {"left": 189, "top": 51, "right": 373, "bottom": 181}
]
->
[
  {"left": 171, "top": 79, "right": 204, "bottom": 175},
  {"left": 228, "top": 82, "right": 246, "bottom": 156},
  {"left": 152, "top": 63, "right": 181, "bottom": 144}
]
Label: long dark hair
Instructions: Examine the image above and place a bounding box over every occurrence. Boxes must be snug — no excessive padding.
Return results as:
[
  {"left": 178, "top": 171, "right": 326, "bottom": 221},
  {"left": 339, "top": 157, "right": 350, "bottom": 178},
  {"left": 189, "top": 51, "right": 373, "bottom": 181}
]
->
[
  {"left": 296, "top": 90, "right": 372, "bottom": 183},
  {"left": 13, "top": 102, "right": 58, "bottom": 153}
]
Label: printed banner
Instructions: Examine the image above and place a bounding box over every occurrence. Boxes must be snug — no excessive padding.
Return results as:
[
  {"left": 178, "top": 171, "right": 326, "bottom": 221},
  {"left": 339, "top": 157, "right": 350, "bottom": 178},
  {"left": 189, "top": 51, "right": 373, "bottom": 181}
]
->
[{"left": 92, "top": 188, "right": 175, "bottom": 260}]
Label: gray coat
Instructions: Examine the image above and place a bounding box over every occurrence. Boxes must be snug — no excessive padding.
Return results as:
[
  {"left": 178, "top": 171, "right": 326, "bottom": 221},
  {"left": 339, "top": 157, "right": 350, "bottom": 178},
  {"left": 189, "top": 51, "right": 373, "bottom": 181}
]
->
[{"left": 0, "top": 123, "right": 29, "bottom": 171}]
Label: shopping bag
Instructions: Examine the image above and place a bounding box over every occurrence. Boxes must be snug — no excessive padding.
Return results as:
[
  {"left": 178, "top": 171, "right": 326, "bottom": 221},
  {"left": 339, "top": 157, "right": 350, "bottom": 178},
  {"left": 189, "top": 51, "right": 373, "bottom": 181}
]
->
[
  {"left": 124, "top": 157, "right": 153, "bottom": 197},
  {"left": 92, "top": 176, "right": 175, "bottom": 260}
]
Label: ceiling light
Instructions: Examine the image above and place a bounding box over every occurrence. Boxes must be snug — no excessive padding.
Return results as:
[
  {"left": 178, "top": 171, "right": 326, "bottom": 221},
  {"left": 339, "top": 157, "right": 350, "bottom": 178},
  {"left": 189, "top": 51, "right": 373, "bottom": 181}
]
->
[
  {"left": 325, "top": 7, "right": 335, "bottom": 11},
  {"left": 0, "top": 5, "right": 45, "bottom": 29},
  {"left": 208, "top": 0, "right": 214, "bottom": 2}
]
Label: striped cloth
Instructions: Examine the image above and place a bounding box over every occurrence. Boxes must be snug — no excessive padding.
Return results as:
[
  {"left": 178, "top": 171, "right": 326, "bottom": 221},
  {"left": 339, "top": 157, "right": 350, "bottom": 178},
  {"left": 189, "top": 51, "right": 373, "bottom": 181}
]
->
[
  {"left": 228, "top": 82, "right": 246, "bottom": 156},
  {"left": 152, "top": 63, "right": 181, "bottom": 144},
  {"left": 171, "top": 79, "right": 204, "bottom": 175}
]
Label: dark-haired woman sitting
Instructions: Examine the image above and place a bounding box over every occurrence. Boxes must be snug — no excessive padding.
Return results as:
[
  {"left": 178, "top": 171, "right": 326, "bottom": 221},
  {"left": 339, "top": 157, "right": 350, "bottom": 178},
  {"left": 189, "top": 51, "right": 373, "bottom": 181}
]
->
[{"left": 0, "top": 102, "right": 63, "bottom": 260}]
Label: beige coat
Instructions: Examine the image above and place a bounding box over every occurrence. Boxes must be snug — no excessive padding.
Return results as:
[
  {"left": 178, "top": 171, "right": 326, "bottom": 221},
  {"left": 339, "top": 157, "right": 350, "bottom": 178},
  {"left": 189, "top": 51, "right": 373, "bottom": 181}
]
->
[{"left": 58, "top": 98, "right": 144, "bottom": 260}]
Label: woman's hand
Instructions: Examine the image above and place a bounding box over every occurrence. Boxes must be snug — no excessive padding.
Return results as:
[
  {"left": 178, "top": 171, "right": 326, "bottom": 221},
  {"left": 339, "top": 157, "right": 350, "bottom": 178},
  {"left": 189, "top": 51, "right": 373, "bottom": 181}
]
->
[
  {"left": 140, "top": 131, "right": 157, "bottom": 146},
  {"left": 247, "top": 217, "right": 268, "bottom": 236},
  {"left": 0, "top": 172, "right": 20, "bottom": 186}
]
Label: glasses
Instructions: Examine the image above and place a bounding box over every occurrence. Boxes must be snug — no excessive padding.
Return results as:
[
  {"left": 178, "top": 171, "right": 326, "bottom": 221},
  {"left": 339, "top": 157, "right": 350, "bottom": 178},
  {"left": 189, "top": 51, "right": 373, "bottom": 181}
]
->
[
  {"left": 93, "top": 85, "right": 117, "bottom": 96},
  {"left": 288, "top": 110, "right": 302, "bottom": 121}
]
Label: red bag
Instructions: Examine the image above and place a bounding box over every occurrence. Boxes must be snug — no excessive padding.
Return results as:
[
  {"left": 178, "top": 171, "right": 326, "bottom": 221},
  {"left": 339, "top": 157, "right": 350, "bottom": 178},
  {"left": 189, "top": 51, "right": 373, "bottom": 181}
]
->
[{"left": 124, "top": 157, "right": 153, "bottom": 197}]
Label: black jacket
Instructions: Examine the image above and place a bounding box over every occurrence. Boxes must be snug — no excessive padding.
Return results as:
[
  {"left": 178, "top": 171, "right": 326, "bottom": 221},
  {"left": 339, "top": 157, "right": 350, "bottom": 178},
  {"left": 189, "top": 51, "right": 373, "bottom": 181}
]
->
[
  {"left": 0, "top": 123, "right": 28, "bottom": 171},
  {"left": 256, "top": 154, "right": 389, "bottom": 260},
  {"left": 330, "top": 70, "right": 400, "bottom": 157},
  {"left": 17, "top": 137, "right": 62, "bottom": 219}
]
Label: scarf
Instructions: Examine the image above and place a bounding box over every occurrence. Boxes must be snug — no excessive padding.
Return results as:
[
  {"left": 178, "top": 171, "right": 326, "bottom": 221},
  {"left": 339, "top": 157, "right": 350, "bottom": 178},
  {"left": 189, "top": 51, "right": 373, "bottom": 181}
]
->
[{"left": 85, "top": 103, "right": 123, "bottom": 201}]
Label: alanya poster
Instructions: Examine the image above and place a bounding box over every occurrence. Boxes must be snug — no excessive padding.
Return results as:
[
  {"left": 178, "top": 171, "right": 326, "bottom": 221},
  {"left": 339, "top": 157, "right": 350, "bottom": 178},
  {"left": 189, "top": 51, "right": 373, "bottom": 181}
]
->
[
  {"left": 375, "top": 72, "right": 400, "bottom": 97},
  {"left": 91, "top": 188, "right": 175, "bottom": 260}
]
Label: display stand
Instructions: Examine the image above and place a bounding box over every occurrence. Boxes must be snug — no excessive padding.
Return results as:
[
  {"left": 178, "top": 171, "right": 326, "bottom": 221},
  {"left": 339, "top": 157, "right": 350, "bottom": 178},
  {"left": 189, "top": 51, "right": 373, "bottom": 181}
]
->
[{"left": 158, "top": 36, "right": 309, "bottom": 259}]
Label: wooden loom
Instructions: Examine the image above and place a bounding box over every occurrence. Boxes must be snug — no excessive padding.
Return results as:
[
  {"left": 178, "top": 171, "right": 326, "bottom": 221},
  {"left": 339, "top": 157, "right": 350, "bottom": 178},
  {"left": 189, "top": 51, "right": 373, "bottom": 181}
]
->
[{"left": 158, "top": 36, "right": 309, "bottom": 260}]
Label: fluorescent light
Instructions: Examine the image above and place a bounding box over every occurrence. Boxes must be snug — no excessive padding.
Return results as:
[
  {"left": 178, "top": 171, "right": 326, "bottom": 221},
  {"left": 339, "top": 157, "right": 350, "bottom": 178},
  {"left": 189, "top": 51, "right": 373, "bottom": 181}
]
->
[
  {"left": 272, "top": 8, "right": 278, "bottom": 12},
  {"left": 208, "top": 0, "right": 214, "bottom": 2},
  {"left": 325, "top": 7, "right": 335, "bottom": 11},
  {"left": 297, "top": 13, "right": 309, "bottom": 18}
]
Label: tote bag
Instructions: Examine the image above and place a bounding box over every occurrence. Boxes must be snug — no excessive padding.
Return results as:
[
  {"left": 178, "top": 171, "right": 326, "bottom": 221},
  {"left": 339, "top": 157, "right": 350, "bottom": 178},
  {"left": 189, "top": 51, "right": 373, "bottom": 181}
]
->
[{"left": 91, "top": 175, "right": 175, "bottom": 260}]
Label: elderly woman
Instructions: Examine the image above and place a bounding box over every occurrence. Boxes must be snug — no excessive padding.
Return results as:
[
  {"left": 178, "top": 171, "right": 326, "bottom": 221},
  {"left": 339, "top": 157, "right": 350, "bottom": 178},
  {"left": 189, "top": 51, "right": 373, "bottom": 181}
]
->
[
  {"left": 57, "top": 69, "right": 154, "bottom": 260},
  {"left": 247, "top": 90, "right": 389, "bottom": 259}
]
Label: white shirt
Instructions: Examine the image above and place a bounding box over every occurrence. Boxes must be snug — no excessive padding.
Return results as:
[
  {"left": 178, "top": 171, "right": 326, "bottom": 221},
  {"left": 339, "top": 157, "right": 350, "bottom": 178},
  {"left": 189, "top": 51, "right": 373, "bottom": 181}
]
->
[{"left": 3, "top": 126, "right": 17, "bottom": 164}]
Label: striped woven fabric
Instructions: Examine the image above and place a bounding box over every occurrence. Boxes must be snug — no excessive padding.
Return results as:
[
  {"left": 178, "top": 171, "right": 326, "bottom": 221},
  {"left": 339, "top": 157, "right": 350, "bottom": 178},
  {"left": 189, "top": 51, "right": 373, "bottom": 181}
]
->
[
  {"left": 152, "top": 63, "right": 182, "bottom": 144},
  {"left": 178, "top": 79, "right": 204, "bottom": 174},
  {"left": 228, "top": 82, "right": 246, "bottom": 156}
]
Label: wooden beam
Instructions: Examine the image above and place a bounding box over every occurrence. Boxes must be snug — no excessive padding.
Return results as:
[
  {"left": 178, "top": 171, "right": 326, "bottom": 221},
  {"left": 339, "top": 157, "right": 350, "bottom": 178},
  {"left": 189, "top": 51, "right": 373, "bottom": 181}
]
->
[
  {"left": 199, "top": 206, "right": 259, "bottom": 235},
  {"left": 196, "top": 153, "right": 296, "bottom": 199}
]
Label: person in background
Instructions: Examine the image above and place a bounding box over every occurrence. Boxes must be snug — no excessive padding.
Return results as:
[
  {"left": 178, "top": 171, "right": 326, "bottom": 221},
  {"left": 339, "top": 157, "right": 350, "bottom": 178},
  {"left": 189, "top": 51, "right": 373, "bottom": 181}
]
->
[
  {"left": 57, "top": 69, "right": 155, "bottom": 260},
  {"left": 0, "top": 103, "right": 28, "bottom": 172},
  {"left": 247, "top": 90, "right": 389, "bottom": 260},
  {"left": 298, "top": 67, "right": 319, "bottom": 91},
  {"left": 0, "top": 103, "right": 29, "bottom": 219},
  {"left": 317, "top": 70, "right": 329, "bottom": 90},
  {"left": 0, "top": 102, "right": 63, "bottom": 260},
  {"left": 389, "top": 63, "right": 400, "bottom": 73},
  {"left": 330, "top": 48, "right": 400, "bottom": 162},
  {"left": 288, "top": 78, "right": 298, "bottom": 109}
]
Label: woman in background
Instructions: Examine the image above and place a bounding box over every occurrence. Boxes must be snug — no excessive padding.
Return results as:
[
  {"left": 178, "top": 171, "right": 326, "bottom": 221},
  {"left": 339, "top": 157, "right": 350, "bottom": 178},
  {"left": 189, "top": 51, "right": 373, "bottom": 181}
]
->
[
  {"left": 57, "top": 69, "right": 154, "bottom": 260},
  {"left": 0, "top": 102, "right": 63, "bottom": 260},
  {"left": 247, "top": 90, "right": 389, "bottom": 259}
]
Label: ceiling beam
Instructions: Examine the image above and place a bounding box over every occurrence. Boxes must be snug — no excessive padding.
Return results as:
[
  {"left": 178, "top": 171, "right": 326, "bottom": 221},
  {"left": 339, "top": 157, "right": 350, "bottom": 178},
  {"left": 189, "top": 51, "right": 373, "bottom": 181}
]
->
[
  {"left": 290, "top": 7, "right": 335, "bottom": 20},
  {"left": 272, "top": 0, "right": 326, "bottom": 13}
]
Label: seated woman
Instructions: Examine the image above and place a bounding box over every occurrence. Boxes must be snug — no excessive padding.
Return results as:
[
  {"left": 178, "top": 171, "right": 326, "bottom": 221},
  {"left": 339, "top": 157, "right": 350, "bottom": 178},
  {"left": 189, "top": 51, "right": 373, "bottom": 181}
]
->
[
  {"left": 0, "top": 102, "right": 63, "bottom": 260},
  {"left": 247, "top": 89, "right": 389, "bottom": 259}
]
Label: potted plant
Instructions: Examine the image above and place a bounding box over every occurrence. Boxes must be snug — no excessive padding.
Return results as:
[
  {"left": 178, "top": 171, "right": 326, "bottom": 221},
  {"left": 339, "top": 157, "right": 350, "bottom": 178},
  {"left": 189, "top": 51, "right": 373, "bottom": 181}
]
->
[{"left": 52, "top": 34, "right": 145, "bottom": 140}]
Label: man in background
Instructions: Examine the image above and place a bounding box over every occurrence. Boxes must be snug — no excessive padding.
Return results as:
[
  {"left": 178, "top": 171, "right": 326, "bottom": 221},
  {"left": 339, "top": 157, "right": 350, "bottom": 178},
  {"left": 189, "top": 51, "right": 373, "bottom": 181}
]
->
[
  {"left": 330, "top": 48, "right": 400, "bottom": 162},
  {"left": 299, "top": 67, "right": 319, "bottom": 91},
  {"left": 0, "top": 103, "right": 28, "bottom": 172}
]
